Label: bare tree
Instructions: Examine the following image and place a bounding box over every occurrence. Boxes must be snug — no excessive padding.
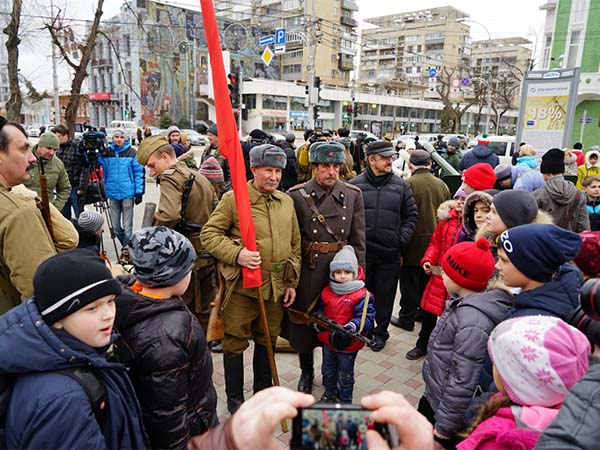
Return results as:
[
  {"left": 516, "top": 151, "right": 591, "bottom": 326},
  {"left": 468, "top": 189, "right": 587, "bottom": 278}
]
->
[
  {"left": 3, "top": 0, "right": 23, "bottom": 121},
  {"left": 46, "top": 0, "right": 105, "bottom": 137},
  {"left": 436, "top": 66, "right": 486, "bottom": 133}
]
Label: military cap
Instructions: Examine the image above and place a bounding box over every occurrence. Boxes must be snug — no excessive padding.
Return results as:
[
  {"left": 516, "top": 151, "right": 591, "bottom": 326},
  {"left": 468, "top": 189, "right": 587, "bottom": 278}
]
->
[
  {"left": 309, "top": 141, "right": 345, "bottom": 164},
  {"left": 249, "top": 144, "right": 287, "bottom": 169},
  {"left": 137, "top": 135, "right": 171, "bottom": 165}
]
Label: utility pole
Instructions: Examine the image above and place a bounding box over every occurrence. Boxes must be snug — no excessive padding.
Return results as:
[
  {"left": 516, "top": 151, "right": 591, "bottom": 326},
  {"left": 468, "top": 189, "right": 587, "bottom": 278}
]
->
[
  {"left": 305, "top": 0, "right": 317, "bottom": 128},
  {"left": 51, "top": 0, "right": 60, "bottom": 125}
]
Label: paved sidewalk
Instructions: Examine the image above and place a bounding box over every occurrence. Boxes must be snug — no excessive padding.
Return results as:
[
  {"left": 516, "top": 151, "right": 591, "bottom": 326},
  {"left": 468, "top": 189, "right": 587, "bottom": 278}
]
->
[{"left": 210, "top": 315, "right": 425, "bottom": 448}]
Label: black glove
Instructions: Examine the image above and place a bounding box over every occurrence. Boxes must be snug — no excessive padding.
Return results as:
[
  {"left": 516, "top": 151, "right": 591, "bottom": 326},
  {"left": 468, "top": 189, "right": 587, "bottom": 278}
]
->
[{"left": 134, "top": 194, "right": 143, "bottom": 205}]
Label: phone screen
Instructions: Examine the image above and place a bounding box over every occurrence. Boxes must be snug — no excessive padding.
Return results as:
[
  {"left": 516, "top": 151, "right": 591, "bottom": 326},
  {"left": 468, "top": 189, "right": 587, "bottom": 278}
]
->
[{"left": 290, "top": 404, "right": 398, "bottom": 449}]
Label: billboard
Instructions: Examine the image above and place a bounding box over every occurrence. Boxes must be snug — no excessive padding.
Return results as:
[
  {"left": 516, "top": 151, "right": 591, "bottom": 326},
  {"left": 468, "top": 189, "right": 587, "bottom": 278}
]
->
[{"left": 516, "top": 68, "right": 580, "bottom": 157}]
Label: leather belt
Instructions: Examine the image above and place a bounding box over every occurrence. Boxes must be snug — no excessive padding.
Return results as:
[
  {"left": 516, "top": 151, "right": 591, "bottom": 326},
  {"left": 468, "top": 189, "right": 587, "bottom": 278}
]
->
[
  {"left": 262, "top": 261, "right": 284, "bottom": 273},
  {"left": 310, "top": 241, "right": 347, "bottom": 253}
]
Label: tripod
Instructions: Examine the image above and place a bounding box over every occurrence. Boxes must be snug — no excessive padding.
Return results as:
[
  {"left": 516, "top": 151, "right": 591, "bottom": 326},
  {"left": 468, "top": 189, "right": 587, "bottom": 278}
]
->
[{"left": 82, "top": 155, "right": 122, "bottom": 263}]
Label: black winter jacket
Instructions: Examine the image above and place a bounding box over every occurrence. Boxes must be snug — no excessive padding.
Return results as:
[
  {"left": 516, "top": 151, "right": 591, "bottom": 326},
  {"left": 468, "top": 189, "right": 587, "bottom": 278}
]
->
[
  {"left": 349, "top": 169, "right": 418, "bottom": 261},
  {"left": 114, "top": 276, "right": 218, "bottom": 450}
]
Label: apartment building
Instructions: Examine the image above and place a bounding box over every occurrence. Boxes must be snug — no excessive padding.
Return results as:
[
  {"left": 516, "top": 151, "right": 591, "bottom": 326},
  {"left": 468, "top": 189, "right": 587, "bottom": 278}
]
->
[
  {"left": 540, "top": 0, "right": 600, "bottom": 145},
  {"left": 359, "top": 6, "right": 470, "bottom": 99}
]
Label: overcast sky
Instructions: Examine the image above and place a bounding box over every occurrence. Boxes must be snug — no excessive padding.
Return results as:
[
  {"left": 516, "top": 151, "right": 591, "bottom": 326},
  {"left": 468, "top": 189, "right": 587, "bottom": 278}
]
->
[{"left": 18, "top": 0, "right": 547, "bottom": 92}]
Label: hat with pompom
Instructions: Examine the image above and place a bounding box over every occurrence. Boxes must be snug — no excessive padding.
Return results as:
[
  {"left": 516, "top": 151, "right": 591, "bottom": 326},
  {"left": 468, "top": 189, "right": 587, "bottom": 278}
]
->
[{"left": 441, "top": 238, "right": 494, "bottom": 291}]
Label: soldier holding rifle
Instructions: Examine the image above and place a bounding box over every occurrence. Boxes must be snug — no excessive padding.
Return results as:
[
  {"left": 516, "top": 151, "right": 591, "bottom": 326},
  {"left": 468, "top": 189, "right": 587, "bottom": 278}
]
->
[
  {"left": 137, "top": 135, "right": 216, "bottom": 333},
  {"left": 201, "top": 144, "right": 301, "bottom": 414}
]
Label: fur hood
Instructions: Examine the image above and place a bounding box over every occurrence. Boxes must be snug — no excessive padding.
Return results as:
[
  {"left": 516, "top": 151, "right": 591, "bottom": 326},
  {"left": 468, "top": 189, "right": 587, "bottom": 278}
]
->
[
  {"left": 462, "top": 191, "right": 493, "bottom": 236},
  {"left": 437, "top": 199, "right": 459, "bottom": 222},
  {"left": 475, "top": 208, "right": 554, "bottom": 241},
  {"left": 585, "top": 150, "right": 600, "bottom": 169}
]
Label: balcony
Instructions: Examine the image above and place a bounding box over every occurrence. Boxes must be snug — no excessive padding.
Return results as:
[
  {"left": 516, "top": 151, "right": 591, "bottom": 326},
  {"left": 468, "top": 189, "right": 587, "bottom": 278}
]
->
[
  {"left": 91, "top": 58, "right": 112, "bottom": 67},
  {"left": 341, "top": 0, "right": 359, "bottom": 11},
  {"left": 340, "top": 16, "right": 357, "bottom": 27},
  {"left": 338, "top": 55, "right": 354, "bottom": 71}
]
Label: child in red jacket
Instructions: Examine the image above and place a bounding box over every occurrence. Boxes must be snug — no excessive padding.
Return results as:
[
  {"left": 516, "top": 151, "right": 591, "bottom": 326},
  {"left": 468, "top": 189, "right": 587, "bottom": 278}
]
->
[
  {"left": 316, "top": 245, "right": 375, "bottom": 404},
  {"left": 406, "top": 188, "right": 466, "bottom": 360}
]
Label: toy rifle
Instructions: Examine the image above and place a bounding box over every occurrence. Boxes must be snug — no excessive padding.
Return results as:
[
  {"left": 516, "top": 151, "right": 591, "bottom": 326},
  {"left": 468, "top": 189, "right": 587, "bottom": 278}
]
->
[
  {"left": 206, "top": 271, "right": 225, "bottom": 342},
  {"left": 37, "top": 157, "right": 55, "bottom": 241},
  {"left": 287, "top": 308, "right": 376, "bottom": 348}
]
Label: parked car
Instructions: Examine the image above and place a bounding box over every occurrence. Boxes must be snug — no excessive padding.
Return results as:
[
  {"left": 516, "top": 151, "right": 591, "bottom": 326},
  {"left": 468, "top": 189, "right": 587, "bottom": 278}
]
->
[
  {"left": 181, "top": 129, "right": 207, "bottom": 146},
  {"left": 349, "top": 130, "right": 378, "bottom": 141},
  {"left": 27, "top": 125, "right": 41, "bottom": 138}
]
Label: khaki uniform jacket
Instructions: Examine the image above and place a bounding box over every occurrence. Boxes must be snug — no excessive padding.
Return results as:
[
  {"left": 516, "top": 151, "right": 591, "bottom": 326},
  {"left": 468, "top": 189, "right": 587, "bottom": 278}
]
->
[
  {"left": 200, "top": 181, "right": 301, "bottom": 303},
  {"left": 404, "top": 168, "right": 451, "bottom": 266},
  {"left": 154, "top": 161, "right": 215, "bottom": 254},
  {"left": 0, "top": 183, "right": 57, "bottom": 313},
  {"left": 23, "top": 148, "right": 71, "bottom": 210}
]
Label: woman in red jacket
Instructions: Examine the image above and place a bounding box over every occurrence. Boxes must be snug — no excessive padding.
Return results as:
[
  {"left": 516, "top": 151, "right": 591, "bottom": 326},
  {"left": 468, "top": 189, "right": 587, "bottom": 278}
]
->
[{"left": 405, "top": 189, "right": 466, "bottom": 360}]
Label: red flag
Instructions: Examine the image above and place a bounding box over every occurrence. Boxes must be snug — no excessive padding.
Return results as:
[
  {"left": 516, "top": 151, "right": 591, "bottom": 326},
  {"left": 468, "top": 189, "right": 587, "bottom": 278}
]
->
[{"left": 200, "top": 0, "right": 261, "bottom": 288}]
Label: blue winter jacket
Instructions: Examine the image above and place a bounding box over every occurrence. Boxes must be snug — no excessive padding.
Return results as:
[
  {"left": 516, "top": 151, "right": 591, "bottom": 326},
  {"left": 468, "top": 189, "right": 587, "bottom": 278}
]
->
[
  {"left": 458, "top": 144, "right": 500, "bottom": 170},
  {"left": 506, "top": 264, "right": 583, "bottom": 320},
  {"left": 98, "top": 140, "right": 145, "bottom": 200},
  {"left": 0, "top": 299, "right": 148, "bottom": 450}
]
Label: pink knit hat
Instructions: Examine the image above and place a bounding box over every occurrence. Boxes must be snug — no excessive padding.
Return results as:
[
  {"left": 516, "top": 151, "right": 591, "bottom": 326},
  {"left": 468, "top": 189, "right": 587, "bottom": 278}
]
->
[{"left": 489, "top": 316, "right": 590, "bottom": 407}]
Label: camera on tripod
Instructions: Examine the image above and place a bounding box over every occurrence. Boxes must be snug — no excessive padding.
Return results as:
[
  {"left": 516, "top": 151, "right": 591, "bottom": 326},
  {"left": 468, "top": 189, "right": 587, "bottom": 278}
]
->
[
  {"left": 78, "top": 129, "right": 107, "bottom": 206},
  {"left": 78, "top": 128, "right": 106, "bottom": 161},
  {"left": 566, "top": 278, "right": 600, "bottom": 345}
]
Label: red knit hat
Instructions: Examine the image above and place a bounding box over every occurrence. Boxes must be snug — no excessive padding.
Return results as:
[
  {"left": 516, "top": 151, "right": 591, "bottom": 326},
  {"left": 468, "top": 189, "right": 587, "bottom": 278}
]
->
[
  {"left": 574, "top": 231, "right": 600, "bottom": 277},
  {"left": 441, "top": 238, "right": 495, "bottom": 291},
  {"left": 462, "top": 163, "right": 496, "bottom": 191}
]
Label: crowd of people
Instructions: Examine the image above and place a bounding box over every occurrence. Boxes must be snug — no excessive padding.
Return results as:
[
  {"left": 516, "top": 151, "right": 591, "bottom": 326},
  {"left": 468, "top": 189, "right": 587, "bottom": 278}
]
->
[{"left": 0, "top": 116, "right": 600, "bottom": 450}]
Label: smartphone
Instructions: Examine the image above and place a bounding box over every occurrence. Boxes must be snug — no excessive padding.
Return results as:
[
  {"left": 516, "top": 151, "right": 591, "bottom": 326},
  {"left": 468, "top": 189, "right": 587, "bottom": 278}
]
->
[{"left": 290, "top": 403, "right": 399, "bottom": 449}]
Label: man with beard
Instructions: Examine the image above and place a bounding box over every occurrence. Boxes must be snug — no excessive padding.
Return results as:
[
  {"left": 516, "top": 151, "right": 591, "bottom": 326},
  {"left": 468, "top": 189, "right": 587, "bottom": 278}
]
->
[
  {"left": 349, "top": 140, "right": 417, "bottom": 351},
  {"left": 286, "top": 141, "right": 366, "bottom": 393}
]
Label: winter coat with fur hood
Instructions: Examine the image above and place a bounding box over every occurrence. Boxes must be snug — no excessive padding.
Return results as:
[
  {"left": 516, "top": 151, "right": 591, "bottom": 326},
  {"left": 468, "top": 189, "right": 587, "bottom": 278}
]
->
[
  {"left": 576, "top": 150, "right": 600, "bottom": 189},
  {"left": 458, "top": 191, "right": 493, "bottom": 242},
  {"left": 422, "top": 282, "right": 514, "bottom": 437},
  {"left": 419, "top": 200, "right": 463, "bottom": 316}
]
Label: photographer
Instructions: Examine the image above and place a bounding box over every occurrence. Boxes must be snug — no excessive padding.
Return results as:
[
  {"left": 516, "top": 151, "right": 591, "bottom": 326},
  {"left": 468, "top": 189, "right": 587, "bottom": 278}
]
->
[{"left": 186, "top": 387, "right": 436, "bottom": 450}]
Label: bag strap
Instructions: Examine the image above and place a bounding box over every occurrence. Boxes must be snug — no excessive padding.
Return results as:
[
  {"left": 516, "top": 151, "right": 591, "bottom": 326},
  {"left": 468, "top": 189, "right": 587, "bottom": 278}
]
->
[
  {"left": 55, "top": 368, "right": 106, "bottom": 430},
  {"left": 180, "top": 173, "right": 195, "bottom": 222},
  {"left": 358, "top": 291, "right": 370, "bottom": 334},
  {"left": 298, "top": 188, "right": 343, "bottom": 242}
]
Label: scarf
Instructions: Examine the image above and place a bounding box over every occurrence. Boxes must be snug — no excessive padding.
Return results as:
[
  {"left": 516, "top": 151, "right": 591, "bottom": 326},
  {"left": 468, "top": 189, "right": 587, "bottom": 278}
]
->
[
  {"left": 330, "top": 278, "right": 365, "bottom": 295},
  {"left": 365, "top": 165, "right": 393, "bottom": 188}
]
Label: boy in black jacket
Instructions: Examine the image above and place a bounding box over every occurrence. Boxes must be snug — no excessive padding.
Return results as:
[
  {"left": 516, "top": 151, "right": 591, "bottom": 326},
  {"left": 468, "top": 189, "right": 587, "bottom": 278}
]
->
[{"left": 114, "top": 226, "right": 218, "bottom": 450}]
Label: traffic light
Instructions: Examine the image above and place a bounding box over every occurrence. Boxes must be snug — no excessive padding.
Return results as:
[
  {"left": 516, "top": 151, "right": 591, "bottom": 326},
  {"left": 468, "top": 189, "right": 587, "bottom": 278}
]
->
[
  {"left": 313, "top": 105, "right": 320, "bottom": 120},
  {"left": 131, "top": 109, "right": 136, "bottom": 119},
  {"left": 124, "top": 108, "right": 130, "bottom": 120},
  {"left": 353, "top": 103, "right": 358, "bottom": 118},
  {"left": 314, "top": 76, "right": 322, "bottom": 100},
  {"left": 228, "top": 71, "right": 240, "bottom": 109}
]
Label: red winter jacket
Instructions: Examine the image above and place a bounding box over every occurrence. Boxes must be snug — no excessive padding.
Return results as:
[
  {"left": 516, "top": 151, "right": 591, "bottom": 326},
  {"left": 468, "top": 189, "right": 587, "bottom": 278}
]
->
[
  {"left": 419, "top": 200, "right": 463, "bottom": 316},
  {"left": 316, "top": 270, "right": 375, "bottom": 353}
]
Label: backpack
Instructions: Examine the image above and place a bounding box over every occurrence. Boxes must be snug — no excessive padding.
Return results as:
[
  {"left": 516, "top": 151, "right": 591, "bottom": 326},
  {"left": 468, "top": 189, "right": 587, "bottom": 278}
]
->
[
  {"left": 296, "top": 143, "right": 311, "bottom": 182},
  {"left": 0, "top": 367, "right": 106, "bottom": 449}
]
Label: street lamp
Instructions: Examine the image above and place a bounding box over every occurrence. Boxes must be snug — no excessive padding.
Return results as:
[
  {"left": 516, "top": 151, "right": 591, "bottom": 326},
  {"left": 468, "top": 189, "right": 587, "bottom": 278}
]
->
[{"left": 458, "top": 18, "right": 493, "bottom": 134}]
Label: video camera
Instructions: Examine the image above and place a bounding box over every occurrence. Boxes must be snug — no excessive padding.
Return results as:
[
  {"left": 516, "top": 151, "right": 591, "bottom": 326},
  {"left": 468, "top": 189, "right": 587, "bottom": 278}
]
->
[
  {"left": 308, "top": 129, "right": 332, "bottom": 144},
  {"left": 78, "top": 128, "right": 107, "bottom": 163},
  {"left": 566, "top": 278, "right": 600, "bottom": 345}
]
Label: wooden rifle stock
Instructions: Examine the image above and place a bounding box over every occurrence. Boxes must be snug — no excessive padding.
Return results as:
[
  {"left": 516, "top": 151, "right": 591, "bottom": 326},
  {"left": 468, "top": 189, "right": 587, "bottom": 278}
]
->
[
  {"left": 206, "top": 271, "right": 225, "bottom": 342},
  {"left": 38, "top": 158, "right": 54, "bottom": 241}
]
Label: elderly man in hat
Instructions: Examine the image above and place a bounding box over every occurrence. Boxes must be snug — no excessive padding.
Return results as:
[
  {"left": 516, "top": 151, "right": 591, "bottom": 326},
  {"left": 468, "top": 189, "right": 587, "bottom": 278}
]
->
[
  {"left": 137, "top": 135, "right": 217, "bottom": 334},
  {"left": 287, "top": 141, "right": 366, "bottom": 393},
  {"left": 23, "top": 131, "right": 71, "bottom": 210},
  {"left": 97, "top": 128, "right": 144, "bottom": 260},
  {"left": 349, "top": 140, "right": 417, "bottom": 351},
  {"left": 201, "top": 144, "right": 301, "bottom": 414},
  {"left": 391, "top": 150, "right": 450, "bottom": 359}
]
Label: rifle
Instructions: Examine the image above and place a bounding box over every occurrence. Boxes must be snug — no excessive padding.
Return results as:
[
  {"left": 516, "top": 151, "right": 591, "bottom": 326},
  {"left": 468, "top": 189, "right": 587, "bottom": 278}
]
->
[
  {"left": 206, "top": 271, "right": 225, "bottom": 342},
  {"left": 37, "top": 157, "right": 55, "bottom": 241},
  {"left": 287, "top": 308, "right": 376, "bottom": 348}
]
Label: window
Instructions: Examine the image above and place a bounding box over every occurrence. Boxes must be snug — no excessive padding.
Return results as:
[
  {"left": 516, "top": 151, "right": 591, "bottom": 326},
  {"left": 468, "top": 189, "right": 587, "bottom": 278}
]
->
[
  {"left": 566, "top": 30, "right": 581, "bottom": 68},
  {"left": 262, "top": 95, "right": 287, "bottom": 110},
  {"left": 405, "top": 35, "right": 419, "bottom": 42},
  {"left": 242, "top": 94, "right": 256, "bottom": 109},
  {"left": 290, "top": 96, "right": 305, "bottom": 110},
  {"left": 124, "top": 35, "right": 131, "bottom": 54},
  {"left": 333, "top": 7, "right": 338, "bottom": 16},
  {"left": 283, "top": 64, "right": 302, "bottom": 74}
]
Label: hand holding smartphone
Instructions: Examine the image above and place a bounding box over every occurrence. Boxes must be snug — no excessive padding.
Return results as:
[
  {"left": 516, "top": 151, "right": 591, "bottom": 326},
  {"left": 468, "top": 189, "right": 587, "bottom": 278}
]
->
[{"left": 290, "top": 403, "right": 399, "bottom": 450}]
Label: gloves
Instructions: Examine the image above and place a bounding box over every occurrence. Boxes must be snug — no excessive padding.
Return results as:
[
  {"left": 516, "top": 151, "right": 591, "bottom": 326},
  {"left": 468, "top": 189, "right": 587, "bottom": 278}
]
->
[
  {"left": 134, "top": 194, "right": 143, "bottom": 205},
  {"left": 344, "top": 322, "right": 357, "bottom": 332}
]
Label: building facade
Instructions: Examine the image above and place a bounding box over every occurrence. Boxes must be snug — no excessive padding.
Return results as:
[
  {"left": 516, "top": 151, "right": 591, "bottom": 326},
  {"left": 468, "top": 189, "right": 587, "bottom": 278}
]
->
[{"left": 540, "top": 0, "right": 600, "bottom": 146}]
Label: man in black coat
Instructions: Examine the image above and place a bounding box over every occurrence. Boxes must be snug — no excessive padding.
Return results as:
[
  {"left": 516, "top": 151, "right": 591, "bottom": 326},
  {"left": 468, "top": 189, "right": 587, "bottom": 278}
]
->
[{"left": 349, "top": 140, "right": 418, "bottom": 351}]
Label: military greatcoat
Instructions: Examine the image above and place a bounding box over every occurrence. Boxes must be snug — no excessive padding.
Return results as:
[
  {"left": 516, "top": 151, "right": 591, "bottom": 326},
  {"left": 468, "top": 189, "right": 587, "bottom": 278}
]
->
[{"left": 286, "top": 178, "right": 366, "bottom": 353}]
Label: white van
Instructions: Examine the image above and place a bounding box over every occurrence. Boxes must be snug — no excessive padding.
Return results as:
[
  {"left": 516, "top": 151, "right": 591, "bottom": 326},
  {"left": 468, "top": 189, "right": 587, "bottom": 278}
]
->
[{"left": 467, "top": 135, "right": 516, "bottom": 165}]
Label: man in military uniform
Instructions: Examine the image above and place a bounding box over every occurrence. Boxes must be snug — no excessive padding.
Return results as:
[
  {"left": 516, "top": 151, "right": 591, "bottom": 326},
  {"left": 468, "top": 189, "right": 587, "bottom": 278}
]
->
[
  {"left": 201, "top": 144, "right": 301, "bottom": 414},
  {"left": 23, "top": 131, "right": 71, "bottom": 211},
  {"left": 0, "top": 120, "right": 65, "bottom": 313},
  {"left": 137, "top": 135, "right": 216, "bottom": 333},
  {"left": 287, "top": 141, "right": 366, "bottom": 394}
]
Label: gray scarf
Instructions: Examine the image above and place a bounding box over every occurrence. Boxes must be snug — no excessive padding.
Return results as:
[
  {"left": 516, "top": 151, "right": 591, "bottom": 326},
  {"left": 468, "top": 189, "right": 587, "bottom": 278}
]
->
[{"left": 329, "top": 278, "right": 365, "bottom": 295}]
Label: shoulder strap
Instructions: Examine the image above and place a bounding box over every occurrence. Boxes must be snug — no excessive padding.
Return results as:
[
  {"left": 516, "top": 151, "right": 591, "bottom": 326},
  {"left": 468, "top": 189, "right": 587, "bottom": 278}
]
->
[
  {"left": 298, "top": 188, "right": 343, "bottom": 242},
  {"left": 358, "top": 291, "right": 370, "bottom": 334},
  {"left": 180, "top": 173, "right": 196, "bottom": 220},
  {"left": 56, "top": 368, "right": 106, "bottom": 430}
]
